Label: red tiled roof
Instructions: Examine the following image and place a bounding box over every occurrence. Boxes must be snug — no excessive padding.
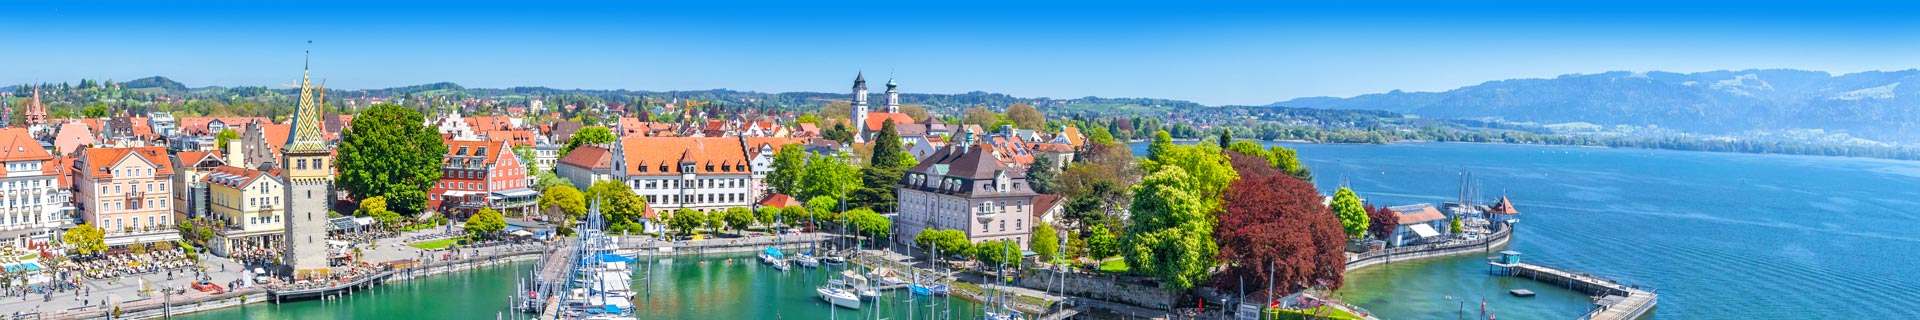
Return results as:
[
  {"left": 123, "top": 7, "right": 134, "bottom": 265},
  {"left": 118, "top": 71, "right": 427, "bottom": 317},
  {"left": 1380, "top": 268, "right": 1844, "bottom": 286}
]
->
[
  {"left": 1395, "top": 205, "right": 1447, "bottom": 224},
  {"left": 176, "top": 151, "right": 225, "bottom": 169},
  {"left": 1491, "top": 196, "right": 1520, "bottom": 214},
  {"left": 616, "top": 137, "right": 750, "bottom": 176},
  {"left": 756, "top": 193, "right": 802, "bottom": 208},
  {"left": 1031, "top": 194, "right": 1064, "bottom": 219},
  {"left": 864, "top": 112, "right": 916, "bottom": 131},
  {"left": 76, "top": 146, "right": 174, "bottom": 179},
  {"left": 556, "top": 146, "right": 611, "bottom": 170},
  {"left": 443, "top": 139, "right": 511, "bottom": 167}
]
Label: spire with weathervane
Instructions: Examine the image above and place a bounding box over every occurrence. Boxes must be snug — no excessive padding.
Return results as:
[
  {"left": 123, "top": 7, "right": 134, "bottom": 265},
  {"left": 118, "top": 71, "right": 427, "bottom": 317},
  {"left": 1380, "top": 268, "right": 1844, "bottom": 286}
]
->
[{"left": 281, "top": 45, "right": 335, "bottom": 276}]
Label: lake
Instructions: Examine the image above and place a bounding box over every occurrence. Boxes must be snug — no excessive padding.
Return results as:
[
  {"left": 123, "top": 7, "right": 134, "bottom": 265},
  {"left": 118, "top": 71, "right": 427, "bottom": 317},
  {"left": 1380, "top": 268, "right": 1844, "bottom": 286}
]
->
[{"left": 1134, "top": 141, "right": 1920, "bottom": 319}]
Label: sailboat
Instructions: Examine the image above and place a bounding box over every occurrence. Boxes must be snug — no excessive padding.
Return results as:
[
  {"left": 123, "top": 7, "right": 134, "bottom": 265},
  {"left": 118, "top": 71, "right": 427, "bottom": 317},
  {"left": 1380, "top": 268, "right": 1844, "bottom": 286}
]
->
[
  {"left": 794, "top": 251, "right": 820, "bottom": 268},
  {"left": 817, "top": 269, "right": 864, "bottom": 309}
]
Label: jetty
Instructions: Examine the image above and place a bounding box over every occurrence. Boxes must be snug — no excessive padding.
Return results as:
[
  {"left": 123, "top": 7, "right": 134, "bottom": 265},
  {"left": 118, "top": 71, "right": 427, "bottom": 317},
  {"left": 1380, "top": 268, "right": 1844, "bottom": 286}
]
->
[{"left": 1489, "top": 251, "right": 1657, "bottom": 320}]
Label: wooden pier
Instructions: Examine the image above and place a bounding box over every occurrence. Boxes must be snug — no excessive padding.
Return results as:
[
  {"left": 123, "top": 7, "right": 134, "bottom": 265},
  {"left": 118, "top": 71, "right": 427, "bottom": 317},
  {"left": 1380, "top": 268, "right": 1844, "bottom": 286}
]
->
[{"left": 1490, "top": 256, "right": 1656, "bottom": 320}]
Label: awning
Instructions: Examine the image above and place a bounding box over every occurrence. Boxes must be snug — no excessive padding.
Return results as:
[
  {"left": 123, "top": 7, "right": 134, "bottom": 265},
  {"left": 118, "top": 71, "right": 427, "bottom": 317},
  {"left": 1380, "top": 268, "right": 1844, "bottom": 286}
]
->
[
  {"left": 1409, "top": 224, "right": 1441, "bottom": 238},
  {"left": 493, "top": 188, "right": 539, "bottom": 198}
]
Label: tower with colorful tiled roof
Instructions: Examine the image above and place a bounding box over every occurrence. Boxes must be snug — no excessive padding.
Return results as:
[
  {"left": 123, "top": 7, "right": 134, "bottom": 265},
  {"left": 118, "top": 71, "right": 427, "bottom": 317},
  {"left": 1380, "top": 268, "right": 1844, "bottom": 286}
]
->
[{"left": 280, "top": 53, "right": 334, "bottom": 276}]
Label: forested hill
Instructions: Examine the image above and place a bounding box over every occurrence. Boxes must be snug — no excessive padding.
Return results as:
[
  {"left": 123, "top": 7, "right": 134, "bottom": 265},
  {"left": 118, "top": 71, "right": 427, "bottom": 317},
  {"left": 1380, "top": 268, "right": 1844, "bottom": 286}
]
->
[{"left": 1269, "top": 69, "right": 1920, "bottom": 144}]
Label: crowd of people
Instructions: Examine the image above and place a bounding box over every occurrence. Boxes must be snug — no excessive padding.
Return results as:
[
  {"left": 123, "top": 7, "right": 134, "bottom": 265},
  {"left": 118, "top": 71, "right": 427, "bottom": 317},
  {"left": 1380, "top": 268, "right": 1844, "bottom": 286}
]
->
[{"left": 69, "top": 250, "right": 197, "bottom": 280}]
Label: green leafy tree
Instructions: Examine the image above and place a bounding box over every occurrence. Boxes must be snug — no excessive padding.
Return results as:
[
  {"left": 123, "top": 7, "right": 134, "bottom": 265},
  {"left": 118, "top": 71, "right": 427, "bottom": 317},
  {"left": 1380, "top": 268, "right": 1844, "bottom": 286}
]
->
[
  {"left": 62, "top": 223, "right": 107, "bottom": 256},
  {"left": 540, "top": 185, "right": 588, "bottom": 219},
  {"left": 1140, "top": 142, "right": 1239, "bottom": 211},
  {"left": 780, "top": 205, "right": 811, "bottom": 227},
  {"left": 799, "top": 152, "right": 859, "bottom": 201},
  {"left": 754, "top": 206, "right": 781, "bottom": 226},
  {"left": 532, "top": 169, "right": 570, "bottom": 190},
  {"left": 1218, "top": 129, "right": 1233, "bottom": 149},
  {"left": 465, "top": 208, "right": 507, "bottom": 240},
  {"left": 823, "top": 123, "right": 854, "bottom": 143},
  {"left": 972, "top": 239, "right": 1021, "bottom": 269},
  {"left": 355, "top": 196, "right": 388, "bottom": 217},
  {"left": 1004, "top": 103, "right": 1045, "bottom": 130},
  {"left": 1031, "top": 224, "right": 1060, "bottom": 263},
  {"left": 337, "top": 104, "right": 445, "bottom": 214},
  {"left": 561, "top": 126, "right": 615, "bottom": 157},
  {"left": 1087, "top": 225, "right": 1118, "bottom": 259},
  {"left": 1122, "top": 166, "right": 1220, "bottom": 303},
  {"left": 1270, "top": 146, "right": 1313, "bottom": 181},
  {"left": 214, "top": 129, "right": 239, "bottom": 150},
  {"left": 1450, "top": 215, "right": 1463, "bottom": 234},
  {"left": 963, "top": 106, "right": 1002, "bottom": 128},
  {"left": 723, "top": 207, "right": 754, "bottom": 235},
  {"left": 765, "top": 144, "right": 807, "bottom": 195},
  {"left": 1331, "top": 187, "right": 1370, "bottom": 238},
  {"left": 668, "top": 208, "right": 704, "bottom": 236},
  {"left": 705, "top": 209, "right": 726, "bottom": 233},
  {"left": 585, "top": 180, "right": 649, "bottom": 228},
  {"left": 806, "top": 196, "right": 841, "bottom": 223},
  {"left": 845, "top": 208, "right": 891, "bottom": 240},
  {"left": 1147, "top": 130, "right": 1173, "bottom": 161},
  {"left": 373, "top": 209, "right": 405, "bottom": 229}
]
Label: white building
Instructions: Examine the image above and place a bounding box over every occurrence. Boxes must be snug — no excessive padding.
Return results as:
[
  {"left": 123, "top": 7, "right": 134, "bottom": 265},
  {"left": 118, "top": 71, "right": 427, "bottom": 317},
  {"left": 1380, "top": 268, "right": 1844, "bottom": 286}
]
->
[
  {"left": 0, "top": 128, "right": 62, "bottom": 247},
  {"left": 610, "top": 136, "right": 756, "bottom": 213}
]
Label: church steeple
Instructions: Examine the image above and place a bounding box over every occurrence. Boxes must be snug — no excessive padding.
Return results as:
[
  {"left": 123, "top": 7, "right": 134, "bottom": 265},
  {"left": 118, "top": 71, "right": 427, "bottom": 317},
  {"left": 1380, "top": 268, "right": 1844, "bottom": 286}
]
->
[
  {"left": 284, "top": 50, "right": 328, "bottom": 154},
  {"left": 883, "top": 78, "right": 900, "bottom": 114},
  {"left": 851, "top": 72, "right": 870, "bottom": 143}
]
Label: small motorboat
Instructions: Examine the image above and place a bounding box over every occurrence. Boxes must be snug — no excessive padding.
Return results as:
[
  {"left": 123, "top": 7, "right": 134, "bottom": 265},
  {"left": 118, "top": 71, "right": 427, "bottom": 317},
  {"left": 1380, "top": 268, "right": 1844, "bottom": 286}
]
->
[
  {"left": 771, "top": 258, "right": 791, "bottom": 271},
  {"left": 820, "top": 256, "right": 846, "bottom": 265}
]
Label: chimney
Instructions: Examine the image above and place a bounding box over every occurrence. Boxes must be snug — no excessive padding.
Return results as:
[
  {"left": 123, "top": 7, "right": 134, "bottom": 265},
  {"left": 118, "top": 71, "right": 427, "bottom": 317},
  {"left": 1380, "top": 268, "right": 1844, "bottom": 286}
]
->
[{"left": 1001, "top": 124, "right": 1014, "bottom": 135}]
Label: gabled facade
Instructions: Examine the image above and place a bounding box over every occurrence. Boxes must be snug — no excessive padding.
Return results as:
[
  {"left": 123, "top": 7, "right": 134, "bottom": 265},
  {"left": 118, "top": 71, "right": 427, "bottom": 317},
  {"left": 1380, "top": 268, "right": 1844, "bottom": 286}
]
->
[
  {"left": 429, "top": 138, "right": 537, "bottom": 218},
  {"left": 610, "top": 136, "right": 755, "bottom": 213},
  {"left": 894, "top": 137, "right": 1039, "bottom": 249},
  {"left": 0, "top": 128, "right": 62, "bottom": 247},
  {"left": 73, "top": 146, "right": 180, "bottom": 245},
  {"left": 203, "top": 165, "right": 284, "bottom": 257}
]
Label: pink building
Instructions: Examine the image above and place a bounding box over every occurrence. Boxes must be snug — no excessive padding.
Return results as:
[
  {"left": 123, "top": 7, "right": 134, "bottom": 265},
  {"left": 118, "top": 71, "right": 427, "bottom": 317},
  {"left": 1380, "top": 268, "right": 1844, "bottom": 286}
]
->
[
  {"left": 894, "top": 139, "right": 1038, "bottom": 249},
  {"left": 73, "top": 146, "right": 181, "bottom": 246}
]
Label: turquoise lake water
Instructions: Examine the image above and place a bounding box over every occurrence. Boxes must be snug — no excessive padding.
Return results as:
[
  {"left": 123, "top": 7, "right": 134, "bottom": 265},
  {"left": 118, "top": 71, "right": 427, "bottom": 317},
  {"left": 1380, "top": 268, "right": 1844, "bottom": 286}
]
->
[{"left": 1135, "top": 141, "right": 1920, "bottom": 319}]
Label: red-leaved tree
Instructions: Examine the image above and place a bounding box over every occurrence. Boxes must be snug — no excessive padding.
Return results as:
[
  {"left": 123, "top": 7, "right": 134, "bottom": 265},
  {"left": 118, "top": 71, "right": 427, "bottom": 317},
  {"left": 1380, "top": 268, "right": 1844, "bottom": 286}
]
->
[
  {"left": 1213, "top": 152, "right": 1348, "bottom": 295},
  {"left": 1366, "top": 204, "right": 1400, "bottom": 241}
]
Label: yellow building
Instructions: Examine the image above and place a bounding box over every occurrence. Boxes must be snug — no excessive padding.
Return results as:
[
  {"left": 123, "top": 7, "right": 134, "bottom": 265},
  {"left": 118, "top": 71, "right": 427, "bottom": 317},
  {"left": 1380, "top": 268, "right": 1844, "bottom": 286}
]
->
[{"left": 203, "top": 165, "right": 284, "bottom": 257}]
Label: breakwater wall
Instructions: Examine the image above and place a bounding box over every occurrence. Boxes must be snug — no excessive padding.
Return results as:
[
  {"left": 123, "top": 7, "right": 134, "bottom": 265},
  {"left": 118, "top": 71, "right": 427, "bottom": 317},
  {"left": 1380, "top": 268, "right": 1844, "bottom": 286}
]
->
[{"left": 1345, "top": 223, "right": 1512, "bottom": 271}]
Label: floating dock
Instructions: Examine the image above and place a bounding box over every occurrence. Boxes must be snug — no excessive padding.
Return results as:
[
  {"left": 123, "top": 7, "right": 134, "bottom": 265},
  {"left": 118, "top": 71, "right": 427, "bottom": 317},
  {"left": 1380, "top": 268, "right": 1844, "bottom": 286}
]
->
[{"left": 1489, "top": 251, "right": 1656, "bottom": 320}]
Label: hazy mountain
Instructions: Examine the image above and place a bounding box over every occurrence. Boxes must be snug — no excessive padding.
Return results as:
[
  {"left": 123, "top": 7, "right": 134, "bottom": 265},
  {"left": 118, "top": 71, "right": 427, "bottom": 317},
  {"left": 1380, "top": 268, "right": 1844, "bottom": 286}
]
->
[{"left": 1270, "top": 69, "right": 1920, "bottom": 143}]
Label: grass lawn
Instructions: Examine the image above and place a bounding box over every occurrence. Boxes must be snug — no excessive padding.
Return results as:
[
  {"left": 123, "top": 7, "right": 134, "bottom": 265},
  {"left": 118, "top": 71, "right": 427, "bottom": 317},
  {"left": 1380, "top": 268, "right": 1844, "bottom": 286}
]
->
[
  {"left": 1098, "top": 258, "right": 1129, "bottom": 273},
  {"left": 410, "top": 239, "right": 459, "bottom": 250}
]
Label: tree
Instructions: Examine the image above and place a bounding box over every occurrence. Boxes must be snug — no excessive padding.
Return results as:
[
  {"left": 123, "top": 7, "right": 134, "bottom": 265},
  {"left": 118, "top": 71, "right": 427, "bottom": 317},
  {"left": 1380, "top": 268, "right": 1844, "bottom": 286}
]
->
[
  {"left": 914, "top": 229, "right": 972, "bottom": 259},
  {"left": 705, "top": 209, "right": 726, "bottom": 233},
  {"left": 1140, "top": 142, "right": 1238, "bottom": 210},
  {"left": 1331, "top": 187, "right": 1370, "bottom": 238},
  {"left": 62, "top": 224, "right": 106, "bottom": 256},
  {"left": 900, "top": 105, "right": 930, "bottom": 121},
  {"left": 972, "top": 239, "right": 1021, "bottom": 269},
  {"left": 465, "top": 208, "right": 507, "bottom": 240},
  {"left": 755, "top": 206, "right": 781, "bottom": 227},
  {"left": 668, "top": 208, "right": 704, "bottom": 236},
  {"left": 962, "top": 106, "right": 1001, "bottom": 127},
  {"left": 1366, "top": 205, "right": 1400, "bottom": 240},
  {"left": 1005, "top": 103, "right": 1044, "bottom": 130},
  {"left": 799, "top": 152, "right": 859, "bottom": 201},
  {"left": 868, "top": 120, "right": 904, "bottom": 169},
  {"left": 1450, "top": 215, "right": 1464, "bottom": 234},
  {"left": 846, "top": 208, "right": 891, "bottom": 241},
  {"left": 781, "top": 205, "right": 811, "bottom": 227},
  {"left": 765, "top": 144, "right": 807, "bottom": 195},
  {"left": 337, "top": 104, "right": 445, "bottom": 214},
  {"left": 1270, "top": 146, "right": 1313, "bottom": 182},
  {"left": 214, "top": 129, "right": 239, "bottom": 150},
  {"left": 1031, "top": 224, "right": 1060, "bottom": 263},
  {"left": 1026, "top": 156, "right": 1059, "bottom": 194},
  {"left": 540, "top": 186, "right": 588, "bottom": 219},
  {"left": 1218, "top": 128, "right": 1233, "bottom": 149},
  {"left": 373, "top": 209, "right": 405, "bottom": 229},
  {"left": 1147, "top": 130, "right": 1173, "bottom": 161},
  {"left": 355, "top": 196, "right": 388, "bottom": 217},
  {"left": 723, "top": 207, "right": 755, "bottom": 235},
  {"left": 1087, "top": 225, "right": 1118, "bottom": 259},
  {"left": 586, "top": 180, "right": 648, "bottom": 228},
  {"left": 806, "top": 196, "right": 841, "bottom": 223},
  {"left": 561, "top": 126, "right": 615, "bottom": 157},
  {"left": 1121, "top": 166, "right": 1220, "bottom": 298},
  {"left": 823, "top": 123, "right": 854, "bottom": 143},
  {"left": 1212, "top": 151, "right": 1348, "bottom": 293}
]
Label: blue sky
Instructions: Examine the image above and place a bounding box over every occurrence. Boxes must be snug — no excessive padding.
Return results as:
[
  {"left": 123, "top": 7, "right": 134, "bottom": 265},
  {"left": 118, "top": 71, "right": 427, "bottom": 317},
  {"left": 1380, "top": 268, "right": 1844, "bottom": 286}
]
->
[{"left": 2, "top": 1, "right": 1916, "bottom": 105}]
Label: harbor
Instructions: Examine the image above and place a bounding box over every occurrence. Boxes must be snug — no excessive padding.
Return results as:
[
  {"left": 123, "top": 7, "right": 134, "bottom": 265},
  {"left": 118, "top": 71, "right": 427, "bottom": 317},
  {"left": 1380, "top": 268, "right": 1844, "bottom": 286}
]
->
[{"left": 1489, "top": 251, "right": 1657, "bottom": 320}]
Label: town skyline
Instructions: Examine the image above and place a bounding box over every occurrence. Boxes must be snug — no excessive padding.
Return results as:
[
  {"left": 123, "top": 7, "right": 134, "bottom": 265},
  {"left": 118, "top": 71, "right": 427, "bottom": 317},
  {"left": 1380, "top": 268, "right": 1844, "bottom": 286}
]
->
[{"left": 4, "top": 1, "right": 1916, "bottom": 106}]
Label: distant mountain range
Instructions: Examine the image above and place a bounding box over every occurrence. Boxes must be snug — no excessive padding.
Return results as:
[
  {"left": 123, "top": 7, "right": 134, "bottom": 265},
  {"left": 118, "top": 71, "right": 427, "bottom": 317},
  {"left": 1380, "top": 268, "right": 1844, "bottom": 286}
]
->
[{"left": 1270, "top": 69, "right": 1920, "bottom": 143}]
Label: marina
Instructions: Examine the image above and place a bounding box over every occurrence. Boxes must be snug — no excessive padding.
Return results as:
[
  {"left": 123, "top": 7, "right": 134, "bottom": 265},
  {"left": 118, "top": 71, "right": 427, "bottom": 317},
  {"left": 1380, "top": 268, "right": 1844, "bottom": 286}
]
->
[{"left": 1490, "top": 251, "right": 1657, "bottom": 320}]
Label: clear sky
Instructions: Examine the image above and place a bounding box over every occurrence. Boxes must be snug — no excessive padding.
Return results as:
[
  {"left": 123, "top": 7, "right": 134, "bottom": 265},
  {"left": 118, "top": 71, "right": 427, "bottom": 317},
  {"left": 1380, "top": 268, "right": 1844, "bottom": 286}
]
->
[{"left": 2, "top": 1, "right": 1916, "bottom": 105}]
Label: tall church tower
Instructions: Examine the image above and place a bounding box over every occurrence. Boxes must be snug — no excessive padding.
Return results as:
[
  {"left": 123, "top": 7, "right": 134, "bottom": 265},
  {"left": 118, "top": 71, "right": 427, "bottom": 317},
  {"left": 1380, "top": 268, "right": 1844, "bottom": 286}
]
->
[
  {"left": 851, "top": 72, "right": 870, "bottom": 143},
  {"left": 884, "top": 78, "right": 900, "bottom": 114},
  {"left": 281, "top": 52, "right": 334, "bottom": 277},
  {"left": 24, "top": 87, "right": 47, "bottom": 134}
]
